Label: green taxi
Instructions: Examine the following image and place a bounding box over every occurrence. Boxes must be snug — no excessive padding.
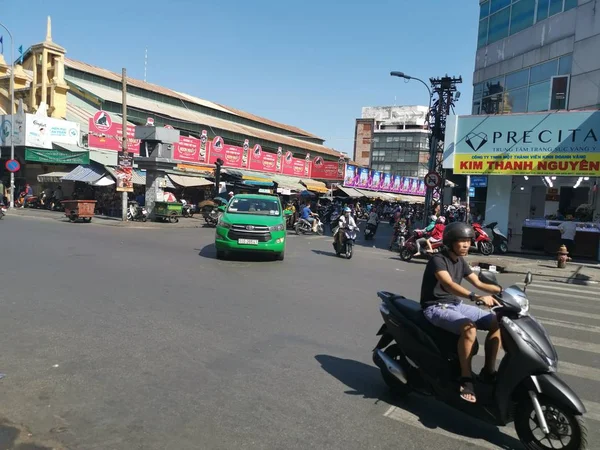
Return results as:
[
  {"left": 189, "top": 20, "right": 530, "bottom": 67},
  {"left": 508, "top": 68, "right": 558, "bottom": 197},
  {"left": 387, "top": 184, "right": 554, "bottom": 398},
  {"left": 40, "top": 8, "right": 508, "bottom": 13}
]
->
[{"left": 215, "top": 194, "right": 290, "bottom": 260}]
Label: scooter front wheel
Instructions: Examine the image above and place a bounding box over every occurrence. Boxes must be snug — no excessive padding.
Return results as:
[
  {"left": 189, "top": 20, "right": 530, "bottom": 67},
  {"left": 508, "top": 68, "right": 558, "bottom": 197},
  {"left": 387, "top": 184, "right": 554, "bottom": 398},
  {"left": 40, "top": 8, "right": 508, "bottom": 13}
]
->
[
  {"left": 479, "top": 241, "right": 494, "bottom": 256},
  {"left": 514, "top": 395, "right": 587, "bottom": 450},
  {"left": 400, "top": 248, "right": 413, "bottom": 261},
  {"left": 497, "top": 241, "right": 509, "bottom": 254}
]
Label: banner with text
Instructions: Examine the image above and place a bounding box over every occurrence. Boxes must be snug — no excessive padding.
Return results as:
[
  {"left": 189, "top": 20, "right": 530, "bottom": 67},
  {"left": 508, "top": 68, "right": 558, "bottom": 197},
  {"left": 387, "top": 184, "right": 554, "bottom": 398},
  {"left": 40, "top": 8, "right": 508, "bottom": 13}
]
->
[
  {"left": 88, "top": 112, "right": 140, "bottom": 154},
  {"left": 447, "top": 111, "right": 600, "bottom": 175},
  {"left": 343, "top": 164, "right": 425, "bottom": 196},
  {"left": 311, "top": 156, "right": 345, "bottom": 180},
  {"left": 281, "top": 151, "right": 307, "bottom": 177},
  {"left": 248, "top": 144, "right": 280, "bottom": 173}
]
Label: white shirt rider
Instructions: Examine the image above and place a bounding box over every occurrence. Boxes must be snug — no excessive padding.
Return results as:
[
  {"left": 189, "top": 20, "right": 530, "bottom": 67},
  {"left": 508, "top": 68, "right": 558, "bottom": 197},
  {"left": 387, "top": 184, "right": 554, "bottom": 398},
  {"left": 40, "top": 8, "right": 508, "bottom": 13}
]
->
[{"left": 338, "top": 213, "right": 357, "bottom": 230}]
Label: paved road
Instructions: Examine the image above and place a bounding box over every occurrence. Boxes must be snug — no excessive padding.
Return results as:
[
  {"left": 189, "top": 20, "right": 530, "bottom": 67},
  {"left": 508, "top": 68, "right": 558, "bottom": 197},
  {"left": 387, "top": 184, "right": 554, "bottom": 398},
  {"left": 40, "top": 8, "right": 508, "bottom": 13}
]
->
[{"left": 0, "top": 214, "right": 598, "bottom": 449}]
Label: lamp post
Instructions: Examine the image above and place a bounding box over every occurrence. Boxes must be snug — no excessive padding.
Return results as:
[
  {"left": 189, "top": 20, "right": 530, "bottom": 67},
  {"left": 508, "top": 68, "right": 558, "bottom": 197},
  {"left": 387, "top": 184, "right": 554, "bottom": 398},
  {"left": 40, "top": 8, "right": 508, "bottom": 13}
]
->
[
  {"left": 391, "top": 71, "right": 434, "bottom": 224},
  {"left": 0, "top": 21, "right": 15, "bottom": 208}
]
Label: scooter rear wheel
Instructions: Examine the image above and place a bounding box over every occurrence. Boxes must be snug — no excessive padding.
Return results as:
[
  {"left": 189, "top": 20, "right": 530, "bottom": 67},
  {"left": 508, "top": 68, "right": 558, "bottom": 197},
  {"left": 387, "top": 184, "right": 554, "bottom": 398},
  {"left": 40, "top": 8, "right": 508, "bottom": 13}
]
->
[
  {"left": 515, "top": 395, "right": 587, "bottom": 450},
  {"left": 400, "top": 248, "right": 413, "bottom": 261}
]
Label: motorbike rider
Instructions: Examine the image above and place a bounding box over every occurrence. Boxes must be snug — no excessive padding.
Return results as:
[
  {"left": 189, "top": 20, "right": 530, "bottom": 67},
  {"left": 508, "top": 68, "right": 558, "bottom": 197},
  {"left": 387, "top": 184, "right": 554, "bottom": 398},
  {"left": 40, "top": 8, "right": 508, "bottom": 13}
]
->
[
  {"left": 424, "top": 216, "right": 446, "bottom": 253},
  {"left": 414, "top": 215, "right": 438, "bottom": 257},
  {"left": 420, "top": 222, "right": 502, "bottom": 404},
  {"left": 367, "top": 209, "right": 379, "bottom": 232},
  {"left": 334, "top": 206, "right": 357, "bottom": 247},
  {"left": 301, "top": 202, "right": 319, "bottom": 233}
]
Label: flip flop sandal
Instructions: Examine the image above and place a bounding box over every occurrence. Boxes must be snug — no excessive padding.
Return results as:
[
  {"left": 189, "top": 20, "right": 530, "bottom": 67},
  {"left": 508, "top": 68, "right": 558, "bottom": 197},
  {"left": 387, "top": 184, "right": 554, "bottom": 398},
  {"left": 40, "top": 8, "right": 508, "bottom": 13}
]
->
[
  {"left": 459, "top": 377, "right": 477, "bottom": 403},
  {"left": 478, "top": 369, "right": 497, "bottom": 384}
]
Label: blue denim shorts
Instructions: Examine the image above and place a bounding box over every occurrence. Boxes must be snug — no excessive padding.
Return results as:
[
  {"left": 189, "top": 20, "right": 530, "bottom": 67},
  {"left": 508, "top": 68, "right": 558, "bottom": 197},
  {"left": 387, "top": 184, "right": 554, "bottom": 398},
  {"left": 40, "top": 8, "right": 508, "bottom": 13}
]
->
[{"left": 423, "top": 302, "right": 494, "bottom": 335}]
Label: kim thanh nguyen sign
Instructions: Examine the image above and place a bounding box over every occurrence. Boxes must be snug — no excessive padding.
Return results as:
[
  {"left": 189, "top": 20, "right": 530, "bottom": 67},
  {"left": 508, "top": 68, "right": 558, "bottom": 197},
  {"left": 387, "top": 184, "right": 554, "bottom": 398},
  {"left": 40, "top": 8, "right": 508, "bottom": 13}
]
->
[{"left": 444, "top": 111, "right": 600, "bottom": 176}]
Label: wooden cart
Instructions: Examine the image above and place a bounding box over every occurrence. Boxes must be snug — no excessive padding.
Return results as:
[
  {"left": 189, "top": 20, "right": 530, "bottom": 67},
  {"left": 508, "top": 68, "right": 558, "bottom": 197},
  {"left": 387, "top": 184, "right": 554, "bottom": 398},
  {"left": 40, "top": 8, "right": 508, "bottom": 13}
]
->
[
  {"left": 154, "top": 201, "right": 183, "bottom": 223},
  {"left": 62, "top": 200, "right": 97, "bottom": 223}
]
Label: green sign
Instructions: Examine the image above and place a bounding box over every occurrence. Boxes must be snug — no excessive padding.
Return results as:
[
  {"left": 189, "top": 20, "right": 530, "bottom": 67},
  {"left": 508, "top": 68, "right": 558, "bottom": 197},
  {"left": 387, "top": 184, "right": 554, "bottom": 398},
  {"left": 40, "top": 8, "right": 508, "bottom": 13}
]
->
[{"left": 25, "top": 148, "right": 89, "bottom": 165}]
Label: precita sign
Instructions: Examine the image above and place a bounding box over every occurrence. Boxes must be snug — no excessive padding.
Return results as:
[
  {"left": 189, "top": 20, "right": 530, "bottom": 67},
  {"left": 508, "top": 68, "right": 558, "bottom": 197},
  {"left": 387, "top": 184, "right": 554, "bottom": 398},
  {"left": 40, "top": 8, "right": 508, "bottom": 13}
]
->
[{"left": 444, "top": 111, "right": 600, "bottom": 176}]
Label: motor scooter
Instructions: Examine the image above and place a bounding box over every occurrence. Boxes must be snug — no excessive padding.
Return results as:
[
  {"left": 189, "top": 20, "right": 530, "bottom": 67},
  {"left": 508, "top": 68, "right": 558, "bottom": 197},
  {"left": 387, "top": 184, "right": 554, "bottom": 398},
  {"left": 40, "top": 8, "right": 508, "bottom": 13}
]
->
[
  {"left": 333, "top": 225, "right": 357, "bottom": 259},
  {"left": 182, "top": 203, "right": 196, "bottom": 218},
  {"left": 483, "top": 221, "right": 509, "bottom": 254},
  {"left": 399, "top": 230, "right": 443, "bottom": 261},
  {"left": 472, "top": 222, "right": 494, "bottom": 255},
  {"left": 127, "top": 201, "right": 148, "bottom": 222},
  {"left": 295, "top": 215, "right": 324, "bottom": 235},
  {"left": 364, "top": 221, "right": 379, "bottom": 240},
  {"left": 373, "top": 271, "right": 587, "bottom": 450}
]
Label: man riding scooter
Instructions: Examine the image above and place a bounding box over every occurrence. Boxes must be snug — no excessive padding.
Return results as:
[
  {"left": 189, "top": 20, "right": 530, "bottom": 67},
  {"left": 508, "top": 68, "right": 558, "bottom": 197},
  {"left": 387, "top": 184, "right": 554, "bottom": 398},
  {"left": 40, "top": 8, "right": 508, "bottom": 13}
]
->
[
  {"left": 333, "top": 207, "right": 357, "bottom": 248},
  {"left": 301, "top": 202, "right": 319, "bottom": 233},
  {"left": 420, "top": 222, "right": 501, "bottom": 403},
  {"left": 365, "top": 209, "right": 380, "bottom": 239}
]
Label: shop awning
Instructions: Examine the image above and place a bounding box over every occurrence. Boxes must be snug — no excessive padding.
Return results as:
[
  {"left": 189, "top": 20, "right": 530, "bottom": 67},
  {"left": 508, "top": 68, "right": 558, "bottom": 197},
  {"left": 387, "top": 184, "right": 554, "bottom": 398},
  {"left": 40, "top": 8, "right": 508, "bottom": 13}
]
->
[
  {"left": 336, "top": 186, "right": 363, "bottom": 198},
  {"left": 105, "top": 167, "right": 146, "bottom": 186},
  {"left": 63, "top": 165, "right": 106, "bottom": 183},
  {"left": 396, "top": 194, "right": 425, "bottom": 204},
  {"left": 93, "top": 176, "right": 116, "bottom": 186},
  {"left": 301, "top": 179, "right": 328, "bottom": 194},
  {"left": 271, "top": 174, "right": 304, "bottom": 192},
  {"left": 167, "top": 174, "right": 213, "bottom": 188},
  {"left": 25, "top": 147, "right": 90, "bottom": 165},
  {"left": 37, "top": 172, "right": 70, "bottom": 183}
]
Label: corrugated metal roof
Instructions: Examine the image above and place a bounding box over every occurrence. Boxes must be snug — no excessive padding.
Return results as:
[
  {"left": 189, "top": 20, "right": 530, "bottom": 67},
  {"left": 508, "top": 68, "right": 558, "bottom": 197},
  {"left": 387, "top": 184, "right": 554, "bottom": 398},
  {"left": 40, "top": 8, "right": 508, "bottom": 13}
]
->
[
  {"left": 64, "top": 58, "right": 321, "bottom": 140},
  {"left": 63, "top": 165, "right": 106, "bottom": 183},
  {"left": 66, "top": 78, "right": 343, "bottom": 158}
]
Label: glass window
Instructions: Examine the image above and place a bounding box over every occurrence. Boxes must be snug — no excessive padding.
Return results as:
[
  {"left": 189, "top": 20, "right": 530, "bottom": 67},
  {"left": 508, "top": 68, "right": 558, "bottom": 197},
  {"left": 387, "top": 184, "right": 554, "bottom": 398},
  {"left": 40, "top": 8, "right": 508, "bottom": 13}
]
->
[
  {"left": 488, "top": 8, "right": 510, "bottom": 44},
  {"left": 406, "top": 135, "right": 413, "bottom": 142},
  {"left": 564, "top": 0, "right": 577, "bottom": 10},
  {"left": 505, "top": 69, "right": 529, "bottom": 89},
  {"left": 537, "top": 0, "right": 549, "bottom": 21},
  {"left": 480, "top": 0, "right": 490, "bottom": 19},
  {"left": 482, "top": 95, "right": 504, "bottom": 114},
  {"left": 510, "top": 0, "right": 535, "bottom": 35},
  {"left": 386, "top": 136, "right": 394, "bottom": 142},
  {"left": 549, "top": 0, "right": 563, "bottom": 16},
  {"left": 505, "top": 87, "right": 528, "bottom": 113},
  {"left": 473, "top": 83, "right": 484, "bottom": 100},
  {"left": 478, "top": 18, "right": 489, "bottom": 47},
  {"left": 490, "top": 0, "right": 511, "bottom": 14},
  {"left": 558, "top": 54, "right": 573, "bottom": 75},
  {"left": 530, "top": 59, "right": 558, "bottom": 84},
  {"left": 393, "top": 136, "right": 400, "bottom": 142},
  {"left": 550, "top": 76, "right": 569, "bottom": 110},
  {"left": 527, "top": 81, "right": 551, "bottom": 112},
  {"left": 483, "top": 77, "right": 505, "bottom": 97}
]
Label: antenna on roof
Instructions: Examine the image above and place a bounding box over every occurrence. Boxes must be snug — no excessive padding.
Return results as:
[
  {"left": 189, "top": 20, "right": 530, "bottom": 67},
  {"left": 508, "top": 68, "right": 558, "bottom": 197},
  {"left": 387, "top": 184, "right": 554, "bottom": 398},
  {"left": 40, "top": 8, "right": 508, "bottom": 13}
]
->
[{"left": 144, "top": 48, "right": 148, "bottom": 82}]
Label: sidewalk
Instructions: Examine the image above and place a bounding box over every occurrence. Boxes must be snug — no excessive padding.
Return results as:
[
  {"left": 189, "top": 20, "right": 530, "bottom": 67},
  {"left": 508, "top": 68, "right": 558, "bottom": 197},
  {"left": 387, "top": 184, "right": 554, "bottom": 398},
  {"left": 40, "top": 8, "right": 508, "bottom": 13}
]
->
[
  {"left": 466, "top": 253, "right": 600, "bottom": 285},
  {"left": 6, "top": 207, "right": 208, "bottom": 229}
]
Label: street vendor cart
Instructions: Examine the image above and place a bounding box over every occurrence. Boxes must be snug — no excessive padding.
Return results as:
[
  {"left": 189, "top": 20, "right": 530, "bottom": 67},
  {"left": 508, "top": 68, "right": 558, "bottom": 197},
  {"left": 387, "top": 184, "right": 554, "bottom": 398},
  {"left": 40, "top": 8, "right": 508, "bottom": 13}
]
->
[
  {"left": 62, "top": 200, "right": 97, "bottom": 223},
  {"left": 154, "top": 201, "right": 183, "bottom": 223}
]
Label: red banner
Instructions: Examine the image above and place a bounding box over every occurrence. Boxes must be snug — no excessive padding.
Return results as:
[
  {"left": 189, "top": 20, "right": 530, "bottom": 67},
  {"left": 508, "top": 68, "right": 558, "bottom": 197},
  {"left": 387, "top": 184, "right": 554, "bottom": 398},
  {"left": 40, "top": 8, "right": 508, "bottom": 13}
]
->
[
  {"left": 311, "top": 156, "right": 344, "bottom": 180},
  {"left": 208, "top": 141, "right": 246, "bottom": 168},
  {"left": 281, "top": 151, "right": 306, "bottom": 177},
  {"left": 173, "top": 136, "right": 201, "bottom": 162},
  {"left": 88, "top": 115, "right": 140, "bottom": 154},
  {"left": 248, "top": 145, "right": 280, "bottom": 173}
]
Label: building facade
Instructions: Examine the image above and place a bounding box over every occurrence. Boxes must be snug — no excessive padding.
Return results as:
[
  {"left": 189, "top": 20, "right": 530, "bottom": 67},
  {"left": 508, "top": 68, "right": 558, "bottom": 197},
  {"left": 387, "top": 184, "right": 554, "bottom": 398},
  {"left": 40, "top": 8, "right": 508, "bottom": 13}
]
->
[
  {"left": 353, "top": 106, "right": 430, "bottom": 178},
  {"left": 474, "top": 0, "right": 598, "bottom": 116}
]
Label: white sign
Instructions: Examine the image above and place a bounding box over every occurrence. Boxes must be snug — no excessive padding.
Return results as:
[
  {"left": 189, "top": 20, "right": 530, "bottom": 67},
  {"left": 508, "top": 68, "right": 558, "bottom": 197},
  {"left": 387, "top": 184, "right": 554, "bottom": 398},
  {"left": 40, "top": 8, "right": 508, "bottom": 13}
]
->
[{"left": 0, "top": 113, "right": 80, "bottom": 149}]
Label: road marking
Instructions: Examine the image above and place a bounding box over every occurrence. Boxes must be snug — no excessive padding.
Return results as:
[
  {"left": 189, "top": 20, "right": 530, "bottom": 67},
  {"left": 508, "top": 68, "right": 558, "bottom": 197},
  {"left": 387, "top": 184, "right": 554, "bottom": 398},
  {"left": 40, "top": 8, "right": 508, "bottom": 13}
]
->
[
  {"left": 551, "top": 336, "right": 600, "bottom": 354},
  {"left": 522, "top": 281, "right": 600, "bottom": 293},
  {"left": 559, "top": 361, "right": 600, "bottom": 383},
  {"left": 525, "top": 288, "right": 600, "bottom": 303},
  {"left": 383, "top": 405, "right": 518, "bottom": 449},
  {"left": 532, "top": 305, "right": 600, "bottom": 321},
  {"left": 538, "top": 317, "right": 600, "bottom": 334}
]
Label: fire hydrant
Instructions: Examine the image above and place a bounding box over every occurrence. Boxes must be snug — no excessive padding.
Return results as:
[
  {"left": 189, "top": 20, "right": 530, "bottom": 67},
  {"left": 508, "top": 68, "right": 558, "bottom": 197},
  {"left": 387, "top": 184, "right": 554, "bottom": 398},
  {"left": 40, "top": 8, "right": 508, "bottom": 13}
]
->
[{"left": 557, "top": 244, "right": 569, "bottom": 268}]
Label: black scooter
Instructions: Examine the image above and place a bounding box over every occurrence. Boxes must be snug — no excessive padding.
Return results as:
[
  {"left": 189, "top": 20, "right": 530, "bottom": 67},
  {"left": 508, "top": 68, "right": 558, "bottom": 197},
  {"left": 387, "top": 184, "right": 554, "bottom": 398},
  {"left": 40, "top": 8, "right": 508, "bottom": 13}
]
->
[
  {"left": 373, "top": 271, "right": 587, "bottom": 450},
  {"left": 364, "top": 222, "right": 378, "bottom": 240},
  {"left": 484, "top": 221, "right": 509, "bottom": 254}
]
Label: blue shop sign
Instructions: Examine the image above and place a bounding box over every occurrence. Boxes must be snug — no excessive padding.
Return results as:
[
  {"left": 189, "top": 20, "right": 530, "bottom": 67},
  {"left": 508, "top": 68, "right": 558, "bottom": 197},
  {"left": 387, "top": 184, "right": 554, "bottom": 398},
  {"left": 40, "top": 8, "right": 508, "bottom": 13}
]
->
[{"left": 470, "top": 175, "right": 487, "bottom": 187}]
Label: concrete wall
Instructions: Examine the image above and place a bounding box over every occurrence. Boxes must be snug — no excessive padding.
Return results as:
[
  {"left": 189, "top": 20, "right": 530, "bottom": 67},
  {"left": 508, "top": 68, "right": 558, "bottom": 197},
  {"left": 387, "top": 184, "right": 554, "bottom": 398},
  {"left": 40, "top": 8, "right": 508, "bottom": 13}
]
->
[{"left": 353, "top": 119, "right": 373, "bottom": 167}]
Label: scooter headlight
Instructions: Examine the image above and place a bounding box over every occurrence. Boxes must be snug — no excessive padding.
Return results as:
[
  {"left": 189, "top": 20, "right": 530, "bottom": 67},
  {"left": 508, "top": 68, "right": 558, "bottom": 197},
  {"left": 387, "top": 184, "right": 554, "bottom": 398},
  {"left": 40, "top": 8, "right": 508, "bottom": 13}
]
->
[
  {"left": 515, "top": 296, "right": 529, "bottom": 314},
  {"left": 502, "top": 317, "right": 556, "bottom": 371}
]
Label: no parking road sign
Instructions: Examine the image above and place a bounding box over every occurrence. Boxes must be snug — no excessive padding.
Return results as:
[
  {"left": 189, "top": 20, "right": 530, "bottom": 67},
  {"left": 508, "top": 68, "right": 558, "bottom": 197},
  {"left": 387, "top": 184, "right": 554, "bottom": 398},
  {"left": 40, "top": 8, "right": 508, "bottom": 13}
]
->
[
  {"left": 424, "top": 171, "right": 441, "bottom": 188},
  {"left": 5, "top": 159, "right": 20, "bottom": 173}
]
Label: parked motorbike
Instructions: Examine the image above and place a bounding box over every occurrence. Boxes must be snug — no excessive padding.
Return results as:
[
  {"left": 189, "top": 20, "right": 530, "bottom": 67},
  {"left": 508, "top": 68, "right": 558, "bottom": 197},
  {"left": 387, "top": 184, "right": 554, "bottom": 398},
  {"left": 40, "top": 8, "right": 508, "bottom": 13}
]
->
[
  {"left": 483, "top": 221, "right": 509, "bottom": 254},
  {"left": 472, "top": 222, "right": 494, "bottom": 255},
  {"left": 127, "top": 201, "right": 148, "bottom": 222},
  {"left": 373, "top": 271, "right": 587, "bottom": 450},
  {"left": 399, "top": 230, "right": 443, "bottom": 261},
  {"left": 182, "top": 203, "right": 196, "bottom": 218},
  {"left": 333, "top": 225, "right": 357, "bottom": 259},
  {"left": 0, "top": 204, "right": 6, "bottom": 219},
  {"left": 47, "top": 197, "right": 64, "bottom": 211},
  {"left": 364, "top": 222, "right": 378, "bottom": 240},
  {"left": 295, "top": 216, "right": 324, "bottom": 235}
]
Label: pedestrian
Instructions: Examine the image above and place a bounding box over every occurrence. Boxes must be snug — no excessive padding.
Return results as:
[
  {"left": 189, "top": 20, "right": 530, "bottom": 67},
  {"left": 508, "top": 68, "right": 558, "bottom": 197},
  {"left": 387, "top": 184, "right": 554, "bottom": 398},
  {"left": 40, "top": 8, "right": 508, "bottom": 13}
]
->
[{"left": 558, "top": 218, "right": 577, "bottom": 256}]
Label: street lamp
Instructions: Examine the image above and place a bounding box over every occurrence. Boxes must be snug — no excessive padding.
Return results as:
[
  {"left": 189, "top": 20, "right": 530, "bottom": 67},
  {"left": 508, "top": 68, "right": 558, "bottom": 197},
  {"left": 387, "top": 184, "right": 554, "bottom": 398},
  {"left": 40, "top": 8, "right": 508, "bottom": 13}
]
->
[
  {"left": 0, "top": 21, "right": 15, "bottom": 208},
  {"left": 390, "top": 71, "right": 432, "bottom": 114}
]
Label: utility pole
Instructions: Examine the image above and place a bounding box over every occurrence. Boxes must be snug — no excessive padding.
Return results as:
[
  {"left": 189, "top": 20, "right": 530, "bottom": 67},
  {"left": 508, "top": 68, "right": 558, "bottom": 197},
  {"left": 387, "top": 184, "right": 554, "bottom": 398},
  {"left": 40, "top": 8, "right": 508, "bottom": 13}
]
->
[
  {"left": 424, "top": 75, "right": 462, "bottom": 218},
  {"left": 121, "top": 68, "right": 128, "bottom": 221}
]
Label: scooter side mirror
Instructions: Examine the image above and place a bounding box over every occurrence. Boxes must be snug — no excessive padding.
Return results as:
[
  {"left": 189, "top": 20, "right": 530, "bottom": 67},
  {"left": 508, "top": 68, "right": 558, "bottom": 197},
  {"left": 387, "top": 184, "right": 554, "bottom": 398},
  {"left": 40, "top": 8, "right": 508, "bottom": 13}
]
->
[{"left": 479, "top": 270, "right": 499, "bottom": 286}]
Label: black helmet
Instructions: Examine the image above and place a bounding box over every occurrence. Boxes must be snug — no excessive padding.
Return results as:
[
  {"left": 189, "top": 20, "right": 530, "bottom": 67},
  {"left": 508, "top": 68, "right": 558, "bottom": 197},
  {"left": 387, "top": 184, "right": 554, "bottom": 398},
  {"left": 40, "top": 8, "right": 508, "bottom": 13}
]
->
[{"left": 443, "top": 222, "right": 475, "bottom": 247}]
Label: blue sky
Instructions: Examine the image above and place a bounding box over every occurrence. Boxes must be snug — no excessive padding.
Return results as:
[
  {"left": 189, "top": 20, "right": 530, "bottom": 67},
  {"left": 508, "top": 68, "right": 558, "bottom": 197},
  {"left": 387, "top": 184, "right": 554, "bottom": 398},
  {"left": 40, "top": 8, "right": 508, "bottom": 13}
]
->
[{"left": 2, "top": 0, "right": 478, "bottom": 155}]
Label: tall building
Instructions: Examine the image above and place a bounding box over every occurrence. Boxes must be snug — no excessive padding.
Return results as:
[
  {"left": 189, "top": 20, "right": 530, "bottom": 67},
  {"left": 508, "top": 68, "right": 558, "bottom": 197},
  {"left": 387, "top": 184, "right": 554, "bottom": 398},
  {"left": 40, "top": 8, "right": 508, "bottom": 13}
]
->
[
  {"left": 353, "top": 105, "right": 430, "bottom": 178},
  {"left": 473, "top": 0, "right": 597, "bottom": 116}
]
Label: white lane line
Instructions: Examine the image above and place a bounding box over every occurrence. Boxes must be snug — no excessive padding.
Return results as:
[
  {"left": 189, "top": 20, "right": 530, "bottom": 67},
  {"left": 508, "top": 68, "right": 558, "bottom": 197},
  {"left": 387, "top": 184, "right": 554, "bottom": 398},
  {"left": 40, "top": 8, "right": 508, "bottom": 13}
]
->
[
  {"left": 384, "top": 405, "right": 517, "bottom": 449},
  {"left": 559, "top": 361, "right": 600, "bottom": 383},
  {"left": 520, "top": 282, "right": 600, "bottom": 293},
  {"left": 584, "top": 400, "right": 600, "bottom": 423},
  {"left": 539, "top": 317, "right": 600, "bottom": 334},
  {"left": 532, "top": 305, "right": 600, "bottom": 321},
  {"left": 551, "top": 336, "right": 600, "bottom": 354},
  {"left": 526, "top": 288, "right": 600, "bottom": 303}
]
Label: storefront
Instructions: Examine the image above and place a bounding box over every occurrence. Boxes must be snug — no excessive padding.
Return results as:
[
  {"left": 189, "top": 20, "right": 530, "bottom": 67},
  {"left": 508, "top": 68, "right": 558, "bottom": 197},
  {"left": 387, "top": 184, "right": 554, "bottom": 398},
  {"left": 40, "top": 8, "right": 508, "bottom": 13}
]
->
[{"left": 444, "top": 110, "right": 600, "bottom": 259}]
